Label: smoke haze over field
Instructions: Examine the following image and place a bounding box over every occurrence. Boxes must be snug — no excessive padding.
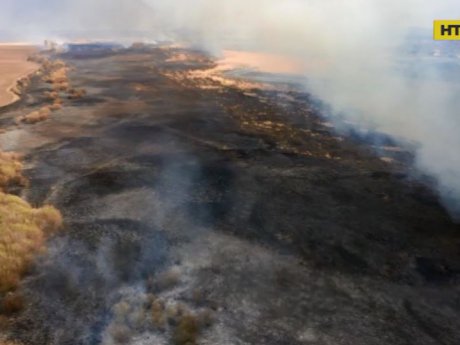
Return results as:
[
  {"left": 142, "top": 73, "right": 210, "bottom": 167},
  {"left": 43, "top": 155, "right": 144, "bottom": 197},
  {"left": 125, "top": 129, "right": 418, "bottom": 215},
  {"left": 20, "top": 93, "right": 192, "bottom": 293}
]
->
[{"left": 2, "top": 0, "right": 460, "bottom": 216}]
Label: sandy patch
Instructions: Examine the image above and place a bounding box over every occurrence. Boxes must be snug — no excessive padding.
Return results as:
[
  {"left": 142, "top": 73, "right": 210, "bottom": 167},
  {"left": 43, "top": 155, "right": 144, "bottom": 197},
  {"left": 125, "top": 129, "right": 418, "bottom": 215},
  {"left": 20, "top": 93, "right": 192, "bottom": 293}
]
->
[
  {"left": 0, "top": 45, "right": 39, "bottom": 107},
  {"left": 217, "top": 50, "right": 308, "bottom": 75}
]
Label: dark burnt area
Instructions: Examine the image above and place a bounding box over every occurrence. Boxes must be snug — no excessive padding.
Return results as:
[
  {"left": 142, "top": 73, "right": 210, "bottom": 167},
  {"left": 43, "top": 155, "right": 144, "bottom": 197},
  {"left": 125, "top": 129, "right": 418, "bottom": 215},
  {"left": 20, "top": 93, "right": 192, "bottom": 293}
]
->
[{"left": 3, "top": 44, "right": 459, "bottom": 345}]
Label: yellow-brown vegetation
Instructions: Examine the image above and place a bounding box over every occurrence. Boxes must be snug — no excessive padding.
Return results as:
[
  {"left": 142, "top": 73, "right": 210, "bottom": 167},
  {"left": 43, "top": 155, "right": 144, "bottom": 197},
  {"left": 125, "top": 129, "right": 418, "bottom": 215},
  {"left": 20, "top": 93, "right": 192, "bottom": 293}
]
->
[
  {"left": 26, "top": 56, "right": 86, "bottom": 123},
  {"left": 0, "top": 54, "right": 64, "bottom": 328},
  {"left": 43, "top": 90, "right": 59, "bottom": 101},
  {"left": 0, "top": 192, "right": 62, "bottom": 292},
  {"left": 0, "top": 153, "right": 27, "bottom": 191},
  {"left": 44, "top": 67, "right": 68, "bottom": 85},
  {"left": 0, "top": 151, "right": 61, "bottom": 293},
  {"left": 67, "top": 88, "right": 86, "bottom": 100},
  {"left": 173, "top": 313, "right": 200, "bottom": 345},
  {"left": 9, "top": 77, "right": 31, "bottom": 98},
  {"left": 49, "top": 102, "right": 62, "bottom": 111},
  {"left": 17, "top": 106, "right": 51, "bottom": 125},
  {"left": 52, "top": 82, "right": 69, "bottom": 92}
]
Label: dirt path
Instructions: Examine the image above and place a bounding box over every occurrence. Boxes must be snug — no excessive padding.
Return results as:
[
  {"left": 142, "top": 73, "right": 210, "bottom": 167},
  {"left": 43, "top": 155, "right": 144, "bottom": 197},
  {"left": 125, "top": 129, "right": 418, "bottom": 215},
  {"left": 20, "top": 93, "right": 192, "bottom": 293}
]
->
[{"left": 1, "top": 45, "right": 459, "bottom": 345}]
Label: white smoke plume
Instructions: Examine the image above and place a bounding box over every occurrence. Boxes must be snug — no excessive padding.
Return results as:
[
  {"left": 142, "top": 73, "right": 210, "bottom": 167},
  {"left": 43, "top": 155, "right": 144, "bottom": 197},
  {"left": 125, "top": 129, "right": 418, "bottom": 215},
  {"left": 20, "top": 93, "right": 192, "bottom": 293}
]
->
[
  {"left": 2, "top": 0, "right": 460, "bottom": 216},
  {"left": 143, "top": 0, "right": 460, "bottom": 218}
]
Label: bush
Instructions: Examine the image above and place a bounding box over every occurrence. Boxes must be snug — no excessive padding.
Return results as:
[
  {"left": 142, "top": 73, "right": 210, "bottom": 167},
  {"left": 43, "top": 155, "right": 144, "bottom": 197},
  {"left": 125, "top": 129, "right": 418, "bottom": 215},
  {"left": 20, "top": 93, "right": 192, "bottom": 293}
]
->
[
  {"left": 44, "top": 67, "right": 68, "bottom": 84},
  {"left": 43, "top": 91, "right": 59, "bottom": 101},
  {"left": 0, "top": 193, "right": 62, "bottom": 292},
  {"left": 49, "top": 102, "right": 62, "bottom": 111},
  {"left": 67, "top": 88, "right": 86, "bottom": 100},
  {"left": 1, "top": 292, "right": 24, "bottom": 315},
  {"left": 151, "top": 299, "right": 166, "bottom": 329},
  {"left": 17, "top": 107, "right": 51, "bottom": 125},
  {"left": 154, "top": 268, "right": 181, "bottom": 292},
  {"left": 53, "top": 82, "right": 69, "bottom": 92},
  {"left": 108, "top": 324, "right": 132, "bottom": 344},
  {"left": 173, "top": 313, "right": 200, "bottom": 345},
  {"left": 0, "top": 153, "right": 26, "bottom": 191}
]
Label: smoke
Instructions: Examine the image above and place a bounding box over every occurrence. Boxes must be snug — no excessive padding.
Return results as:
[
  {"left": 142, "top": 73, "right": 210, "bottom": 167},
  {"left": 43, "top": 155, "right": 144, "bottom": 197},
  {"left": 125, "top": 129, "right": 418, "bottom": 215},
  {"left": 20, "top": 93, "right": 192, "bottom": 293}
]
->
[
  {"left": 0, "top": 0, "right": 155, "bottom": 41},
  {"left": 2, "top": 0, "right": 460, "bottom": 216},
  {"left": 140, "top": 0, "right": 460, "bottom": 217}
]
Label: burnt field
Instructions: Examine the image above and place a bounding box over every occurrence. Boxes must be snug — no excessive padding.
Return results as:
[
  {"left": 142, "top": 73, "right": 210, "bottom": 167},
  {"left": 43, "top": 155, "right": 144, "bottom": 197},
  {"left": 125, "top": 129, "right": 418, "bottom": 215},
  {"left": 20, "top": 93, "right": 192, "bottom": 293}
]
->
[{"left": 0, "top": 44, "right": 459, "bottom": 345}]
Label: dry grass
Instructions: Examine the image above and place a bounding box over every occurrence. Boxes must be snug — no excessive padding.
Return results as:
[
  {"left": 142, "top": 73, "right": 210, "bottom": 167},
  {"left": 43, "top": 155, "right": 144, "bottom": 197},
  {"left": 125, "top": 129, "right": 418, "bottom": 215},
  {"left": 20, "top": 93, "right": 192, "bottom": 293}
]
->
[
  {"left": 67, "top": 88, "right": 86, "bottom": 100},
  {"left": 41, "top": 61, "right": 71, "bottom": 99},
  {"left": 43, "top": 90, "right": 59, "bottom": 101},
  {"left": 17, "top": 106, "right": 51, "bottom": 124},
  {"left": 9, "top": 77, "right": 30, "bottom": 97},
  {"left": 0, "top": 153, "right": 27, "bottom": 191},
  {"left": 49, "top": 102, "right": 62, "bottom": 111},
  {"left": 53, "top": 82, "right": 69, "bottom": 92},
  {"left": 44, "top": 67, "right": 68, "bottom": 85},
  {"left": 0, "top": 192, "right": 62, "bottom": 292}
]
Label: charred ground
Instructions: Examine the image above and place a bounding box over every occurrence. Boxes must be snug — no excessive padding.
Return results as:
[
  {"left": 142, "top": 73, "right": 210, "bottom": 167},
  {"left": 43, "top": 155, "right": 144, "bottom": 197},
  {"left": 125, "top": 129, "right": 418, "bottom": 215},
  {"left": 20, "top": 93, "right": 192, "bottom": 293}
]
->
[{"left": 0, "top": 44, "right": 459, "bottom": 345}]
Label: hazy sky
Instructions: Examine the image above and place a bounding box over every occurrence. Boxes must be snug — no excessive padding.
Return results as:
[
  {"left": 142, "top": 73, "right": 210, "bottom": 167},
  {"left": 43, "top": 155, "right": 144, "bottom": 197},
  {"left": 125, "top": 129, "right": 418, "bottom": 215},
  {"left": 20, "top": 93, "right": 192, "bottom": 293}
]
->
[
  {"left": 0, "top": 0, "right": 154, "bottom": 40},
  {"left": 0, "top": 0, "right": 458, "bottom": 40}
]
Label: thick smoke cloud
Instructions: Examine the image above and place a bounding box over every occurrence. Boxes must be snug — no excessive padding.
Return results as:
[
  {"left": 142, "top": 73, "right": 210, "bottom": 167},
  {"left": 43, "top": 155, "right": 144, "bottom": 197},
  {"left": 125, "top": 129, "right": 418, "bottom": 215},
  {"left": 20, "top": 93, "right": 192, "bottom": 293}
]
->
[
  {"left": 143, "top": 0, "right": 460, "bottom": 218},
  {"left": 2, "top": 0, "right": 460, "bottom": 216}
]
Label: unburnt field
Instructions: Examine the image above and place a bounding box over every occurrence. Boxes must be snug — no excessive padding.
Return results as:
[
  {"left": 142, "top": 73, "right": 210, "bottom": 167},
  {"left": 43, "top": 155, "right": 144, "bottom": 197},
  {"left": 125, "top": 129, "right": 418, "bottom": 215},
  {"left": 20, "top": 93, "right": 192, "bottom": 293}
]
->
[
  {"left": 0, "top": 45, "right": 38, "bottom": 108},
  {"left": 0, "top": 44, "right": 459, "bottom": 345}
]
